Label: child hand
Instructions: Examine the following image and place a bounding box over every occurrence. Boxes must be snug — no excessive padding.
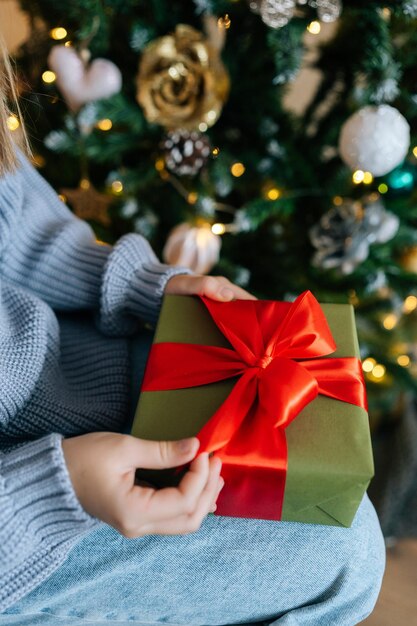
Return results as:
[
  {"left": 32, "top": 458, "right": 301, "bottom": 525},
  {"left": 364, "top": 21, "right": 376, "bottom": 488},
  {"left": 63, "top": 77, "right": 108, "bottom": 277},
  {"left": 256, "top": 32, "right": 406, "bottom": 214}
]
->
[
  {"left": 165, "top": 274, "right": 257, "bottom": 301},
  {"left": 62, "top": 432, "right": 223, "bottom": 538}
]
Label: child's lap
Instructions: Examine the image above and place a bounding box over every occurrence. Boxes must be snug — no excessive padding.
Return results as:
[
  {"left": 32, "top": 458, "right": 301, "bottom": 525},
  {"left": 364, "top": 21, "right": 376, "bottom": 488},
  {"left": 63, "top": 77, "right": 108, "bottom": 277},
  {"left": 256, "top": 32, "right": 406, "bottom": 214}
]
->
[
  {"left": 1, "top": 330, "right": 385, "bottom": 624},
  {"left": 2, "top": 494, "right": 384, "bottom": 626}
]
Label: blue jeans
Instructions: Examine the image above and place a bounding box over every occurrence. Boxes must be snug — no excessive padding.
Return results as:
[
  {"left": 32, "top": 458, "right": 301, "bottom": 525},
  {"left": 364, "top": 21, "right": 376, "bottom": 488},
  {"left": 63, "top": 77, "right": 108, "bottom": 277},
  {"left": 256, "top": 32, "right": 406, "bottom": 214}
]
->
[{"left": 2, "top": 330, "right": 386, "bottom": 626}]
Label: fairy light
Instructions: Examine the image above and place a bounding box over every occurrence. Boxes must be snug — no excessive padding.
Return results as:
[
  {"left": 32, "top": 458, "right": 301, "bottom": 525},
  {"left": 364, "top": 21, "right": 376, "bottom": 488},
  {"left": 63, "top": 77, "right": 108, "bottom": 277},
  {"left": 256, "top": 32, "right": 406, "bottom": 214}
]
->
[
  {"left": 42, "top": 70, "right": 56, "bottom": 84},
  {"left": 352, "top": 170, "right": 365, "bottom": 184},
  {"left": 413, "top": 146, "right": 417, "bottom": 159},
  {"left": 155, "top": 158, "right": 166, "bottom": 172},
  {"left": 212, "top": 147, "right": 220, "bottom": 157},
  {"left": 307, "top": 21, "right": 321, "bottom": 34},
  {"left": 333, "top": 196, "right": 343, "bottom": 206},
  {"left": 80, "top": 178, "right": 90, "bottom": 190},
  {"left": 397, "top": 355, "right": 410, "bottom": 367},
  {"left": 372, "top": 364, "right": 386, "bottom": 379},
  {"left": 188, "top": 192, "right": 198, "bottom": 205},
  {"left": 111, "top": 180, "right": 123, "bottom": 194},
  {"left": 378, "top": 183, "right": 388, "bottom": 194},
  {"left": 199, "top": 122, "right": 208, "bottom": 132},
  {"left": 404, "top": 295, "right": 417, "bottom": 313},
  {"left": 362, "top": 358, "right": 376, "bottom": 373},
  {"left": 96, "top": 119, "right": 112, "bottom": 131},
  {"left": 231, "top": 162, "right": 245, "bottom": 177},
  {"left": 64, "top": 41, "right": 72, "bottom": 47},
  {"left": 267, "top": 188, "right": 280, "bottom": 200},
  {"left": 363, "top": 171, "right": 373, "bottom": 184},
  {"left": 50, "top": 27, "right": 67, "bottom": 40},
  {"left": 382, "top": 313, "right": 398, "bottom": 330},
  {"left": 212, "top": 223, "right": 226, "bottom": 235},
  {"left": 7, "top": 115, "right": 20, "bottom": 131}
]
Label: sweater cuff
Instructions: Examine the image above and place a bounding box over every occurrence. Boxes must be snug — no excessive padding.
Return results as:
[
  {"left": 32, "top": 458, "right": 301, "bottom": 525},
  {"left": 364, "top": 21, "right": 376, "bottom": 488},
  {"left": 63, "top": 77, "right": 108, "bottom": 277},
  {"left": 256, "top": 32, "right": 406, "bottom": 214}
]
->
[
  {"left": 1, "top": 433, "right": 99, "bottom": 558},
  {"left": 95, "top": 232, "right": 193, "bottom": 336}
]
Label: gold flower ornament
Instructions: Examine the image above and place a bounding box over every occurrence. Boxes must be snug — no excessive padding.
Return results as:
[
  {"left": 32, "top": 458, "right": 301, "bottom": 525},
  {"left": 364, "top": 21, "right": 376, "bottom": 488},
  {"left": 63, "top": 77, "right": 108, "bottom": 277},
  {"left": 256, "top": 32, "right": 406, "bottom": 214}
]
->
[{"left": 136, "top": 24, "right": 230, "bottom": 130}]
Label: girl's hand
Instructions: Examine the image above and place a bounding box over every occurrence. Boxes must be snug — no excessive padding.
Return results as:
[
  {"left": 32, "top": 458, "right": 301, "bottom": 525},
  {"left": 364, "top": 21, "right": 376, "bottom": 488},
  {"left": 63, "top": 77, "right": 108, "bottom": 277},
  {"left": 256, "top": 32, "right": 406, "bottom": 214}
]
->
[
  {"left": 165, "top": 274, "right": 257, "bottom": 301},
  {"left": 62, "top": 432, "right": 224, "bottom": 538}
]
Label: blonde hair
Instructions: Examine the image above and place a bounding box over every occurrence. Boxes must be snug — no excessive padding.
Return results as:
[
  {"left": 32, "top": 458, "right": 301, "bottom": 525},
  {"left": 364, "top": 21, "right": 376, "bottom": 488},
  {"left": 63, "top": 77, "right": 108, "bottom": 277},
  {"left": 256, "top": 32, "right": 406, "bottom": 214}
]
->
[{"left": 0, "top": 35, "right": 30, "bottom": 176}]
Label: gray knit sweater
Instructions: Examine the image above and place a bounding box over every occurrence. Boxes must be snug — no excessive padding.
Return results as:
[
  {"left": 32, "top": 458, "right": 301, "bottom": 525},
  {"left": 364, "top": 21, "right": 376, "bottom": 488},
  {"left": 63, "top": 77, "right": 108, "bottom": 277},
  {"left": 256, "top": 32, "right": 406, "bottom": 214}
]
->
[{"left": 0, "top": 151, "right": 190, "bottom": 613}]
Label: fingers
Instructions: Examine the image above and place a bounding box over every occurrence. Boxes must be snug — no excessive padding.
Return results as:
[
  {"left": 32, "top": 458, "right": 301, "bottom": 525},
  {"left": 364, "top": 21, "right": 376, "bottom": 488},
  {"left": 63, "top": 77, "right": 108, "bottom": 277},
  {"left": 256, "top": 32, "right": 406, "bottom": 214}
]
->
[
  {"left": 138, "top": 458, "right": 224, "bottom": 536},
  {"left": 122, "top": 435, "right": 200, "bottom": 471},
  {"left": 123, "top": 454, "right": 223, "bottom": 536},
  {"left": 167, "top": 274, "right": 256, "bottom": 301},
  {"left": 127, "top": 452, "right": 212, "bottom": 523}
]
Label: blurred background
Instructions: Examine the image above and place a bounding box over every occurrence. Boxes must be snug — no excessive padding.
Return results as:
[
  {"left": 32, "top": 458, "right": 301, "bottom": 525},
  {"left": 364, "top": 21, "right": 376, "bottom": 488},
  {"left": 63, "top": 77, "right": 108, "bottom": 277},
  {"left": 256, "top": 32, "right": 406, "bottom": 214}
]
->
[{"left": 1, "top": 1, "right": 417, "bottom": 622}]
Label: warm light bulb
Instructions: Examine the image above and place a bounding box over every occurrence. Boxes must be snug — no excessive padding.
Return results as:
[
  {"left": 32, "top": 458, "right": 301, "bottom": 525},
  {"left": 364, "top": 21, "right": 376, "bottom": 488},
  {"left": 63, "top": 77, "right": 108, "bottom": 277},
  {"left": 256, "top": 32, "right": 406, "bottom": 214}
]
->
[
  {"left": 188, "top": 192, "right": 198, "bottom": 205},
  {"left": 352, "top": 170, "right": 365, "bottom": 184},
  {"left": 42, "top": 70, "right": 56, "bottom": 83},
  {"left": 333, "top": 196, "right": 343, "bottom": 206},
  {"left": 363, "top": 171, "right": 373, "bottom": 184},
  {"left": 111, "top": 180, "right": 123, "bottom": 194},
  {"left": 372, "top": 364, "right": 386, "bottom": 379},
  {"left": 212, "top": 223, "right": 226, "bottom": 235},
  {"left": 96, "top": 118, "right": 112, "bottom": 131},
  {"left": 199, "top": 122, "right": 208, "bottom": 132},
  {"left": 404, "top": 295, "right": 417, "bottom": 313},
  {"left": 307, "top": 21, "right": 321, "bottom": 34},
  {"left": 212, "top": 147, "right": 220, "bottom": 157},
  {"left": 80, "top": 178, "right": 90, "bottom": 190},
  {"left": 50, "top": 27, "right": 67, "bottom": 40},
  {"left": 7, "top": 115, "right": 20, "bottom": 131},
  {"left": 231, "top": 162, "right": 245, "bottom": 177},
  {"left": 378, "top": 183, "right": 388, "bottom": 194},
  {"left": 382, "top": 314, "right": 398, "bottom": 330},
  {"left": 362, "top": 358, "right": 376, "bottom": 373},
  {"left": 397, "top": 355, "right": 410, "bottom": 367},
  {"left": 267, "top": 188, "right": 280, "bottom": 201}
]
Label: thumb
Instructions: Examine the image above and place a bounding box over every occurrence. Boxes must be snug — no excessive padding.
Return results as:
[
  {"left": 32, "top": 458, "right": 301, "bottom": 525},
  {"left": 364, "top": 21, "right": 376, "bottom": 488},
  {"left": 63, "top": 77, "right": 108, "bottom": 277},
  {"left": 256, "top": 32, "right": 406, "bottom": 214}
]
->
[{"left": 127, "top": 436, "right": 200, "bottom": 469}]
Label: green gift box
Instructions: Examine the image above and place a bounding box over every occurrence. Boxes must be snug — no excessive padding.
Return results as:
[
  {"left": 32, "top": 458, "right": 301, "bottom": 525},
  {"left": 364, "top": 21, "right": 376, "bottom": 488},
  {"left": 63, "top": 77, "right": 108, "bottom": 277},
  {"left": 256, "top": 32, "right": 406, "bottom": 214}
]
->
[{"left": 131, "top": 293, "right": 374, "bottom": 527}]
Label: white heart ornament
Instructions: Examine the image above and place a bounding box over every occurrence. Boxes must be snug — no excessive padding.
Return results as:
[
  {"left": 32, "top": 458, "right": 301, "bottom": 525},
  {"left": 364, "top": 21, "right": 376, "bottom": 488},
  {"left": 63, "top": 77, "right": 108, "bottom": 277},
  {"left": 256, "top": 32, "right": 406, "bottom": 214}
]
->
[{"left": 48, "top": 45, "right": 122, "bottom": 112}]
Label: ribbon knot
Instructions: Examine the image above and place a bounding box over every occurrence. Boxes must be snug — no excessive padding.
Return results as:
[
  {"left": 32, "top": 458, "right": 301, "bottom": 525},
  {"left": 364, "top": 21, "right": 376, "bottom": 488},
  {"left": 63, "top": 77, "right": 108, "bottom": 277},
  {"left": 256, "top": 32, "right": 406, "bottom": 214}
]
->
[{"left": 255, "top": 355, "right": 273, "bottom": 370}]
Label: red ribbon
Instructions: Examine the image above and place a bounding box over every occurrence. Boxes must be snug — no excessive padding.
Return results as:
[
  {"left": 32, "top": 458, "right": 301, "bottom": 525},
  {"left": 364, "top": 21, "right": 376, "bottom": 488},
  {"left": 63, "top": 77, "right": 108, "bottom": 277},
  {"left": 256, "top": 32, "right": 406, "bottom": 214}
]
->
[{"left": 142, "top": 291, "right": 367, "bottom": 520}]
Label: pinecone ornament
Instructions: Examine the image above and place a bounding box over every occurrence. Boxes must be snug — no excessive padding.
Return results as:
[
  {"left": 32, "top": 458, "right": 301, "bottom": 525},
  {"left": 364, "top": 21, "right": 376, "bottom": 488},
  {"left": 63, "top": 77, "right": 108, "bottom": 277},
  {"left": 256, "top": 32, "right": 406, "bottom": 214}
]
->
[
  {"left": 309, "top": 197, "right": 399, "bottom": 275},
  {"left": 161, "top": 129, "right": 211, "bottom": 176}
]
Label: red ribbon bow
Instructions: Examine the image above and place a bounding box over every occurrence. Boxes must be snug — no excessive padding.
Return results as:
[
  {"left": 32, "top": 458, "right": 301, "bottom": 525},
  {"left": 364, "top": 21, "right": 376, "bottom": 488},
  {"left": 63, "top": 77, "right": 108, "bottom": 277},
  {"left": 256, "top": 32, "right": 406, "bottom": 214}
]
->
[{"left": 142, "top": 291, "right": 367, "bottom": 520}]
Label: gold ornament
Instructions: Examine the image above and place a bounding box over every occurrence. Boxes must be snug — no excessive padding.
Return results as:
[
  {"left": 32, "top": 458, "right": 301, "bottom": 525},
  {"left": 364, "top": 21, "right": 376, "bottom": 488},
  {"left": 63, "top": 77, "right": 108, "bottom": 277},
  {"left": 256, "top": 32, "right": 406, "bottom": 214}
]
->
[
  {"left": 400, "top": 247, "right": 417, "bottom": 274},
  {"left": 136, "top": 24, "right": 230, "bottom": 131},
  {"left": 60, "top": 180, "right": 113, "bottom": 226}
]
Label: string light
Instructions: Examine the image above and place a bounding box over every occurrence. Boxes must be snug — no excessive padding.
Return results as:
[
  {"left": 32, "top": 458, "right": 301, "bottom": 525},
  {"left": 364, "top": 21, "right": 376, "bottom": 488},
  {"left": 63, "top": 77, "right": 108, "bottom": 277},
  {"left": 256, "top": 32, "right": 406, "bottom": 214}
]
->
[
  {"left": 413, "top": 146, "right": 417, "bottom": 158},
  {"left": 155, "top": 158, "right": 165, "bottom": 172},
  {"left": 42, "top": 70, "right": 56, "bottom": 83},
  {"left": 372, "top": 364, "right": 386, "bottom": 379},
  {"left": 333, "top": 196, "right": 343, "bottom": 206},
  {"left": 7, "top": 115, "right": 20, "bottom": 131},
  {"left": 96, "top": 119, "right": 112, "bottom": 131},
  {"left": 404, "top": 295, "right": 417, "bottom": 313},
  {"left": 267, "top": 188, "right": 280, "bottom": 200},
  {"left": 199, "top": 122, "right": 208, "bottom": 132},
  {"left": 378, "top": 183, "right": 388, "bottom": 194},
  {"left": 362, "top": 358, "right": 376, "bottom": 373},
  {"left": 212, "top": 223, "right": 226, "bottom": 235},
  {"left": 80, "top": 178, "right": 90, "bottom": 190},
  {"left": 187, "top": 192, "right": 198, "bottom": 205},
  {"left": 382, "top": 313, "right": 398, "bottom": 330},
  {"left": 363, "top": 171, "right": 373, "bottom": 184},
  {"left": 50, "top": 27, "right": 67, "bottom": 40},
  {"left": 212, "top": 147, "right": 220, "bottom": 157},
  {"left": 397, "top": 355, "right": 410, "bottom": 367},
  {"left": 64, "top": 41, "right": 72, "bottom": 47},
  {"left": 231, "top": 162, "right": 245, "bottom": 177},
  {"left": 307, "top": 21, "right": 321, "bottom": 34},
  {"left": 218, "top": 14, "right": 231, "bottom": 29},
  {"left": 111, "top": 180, "right": 123, "bottom": 194},
  {"left": 352, "top": 170, "right": 365, "bottom": 184}
]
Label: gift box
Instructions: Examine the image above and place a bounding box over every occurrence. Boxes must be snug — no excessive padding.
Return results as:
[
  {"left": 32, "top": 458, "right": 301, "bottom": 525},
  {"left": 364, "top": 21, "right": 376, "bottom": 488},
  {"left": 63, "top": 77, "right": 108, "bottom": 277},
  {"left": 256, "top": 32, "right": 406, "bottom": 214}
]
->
[{"left": 130, "top": 291, "right": 373, "bottom": 527}]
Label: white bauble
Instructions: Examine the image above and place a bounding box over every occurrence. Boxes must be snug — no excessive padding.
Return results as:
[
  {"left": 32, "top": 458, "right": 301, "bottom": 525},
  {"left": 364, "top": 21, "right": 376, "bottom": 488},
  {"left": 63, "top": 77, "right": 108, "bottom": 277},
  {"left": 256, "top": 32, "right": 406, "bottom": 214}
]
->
[
  {"left": 163, "top": 222, "right": 221, "bottom": 274},
  {"left": 48, "top": 46, "right": 122, "bottom": 112},
  {"left": 339, "top": 105, "right": 410, "bottom": 177}
]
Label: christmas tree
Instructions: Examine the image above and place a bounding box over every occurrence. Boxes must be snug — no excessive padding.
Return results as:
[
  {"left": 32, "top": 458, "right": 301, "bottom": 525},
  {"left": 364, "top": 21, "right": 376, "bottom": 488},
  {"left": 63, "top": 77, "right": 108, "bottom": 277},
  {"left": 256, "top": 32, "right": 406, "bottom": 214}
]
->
[{"left": 8, "top": 0, "right": 417, "bottom": 534}]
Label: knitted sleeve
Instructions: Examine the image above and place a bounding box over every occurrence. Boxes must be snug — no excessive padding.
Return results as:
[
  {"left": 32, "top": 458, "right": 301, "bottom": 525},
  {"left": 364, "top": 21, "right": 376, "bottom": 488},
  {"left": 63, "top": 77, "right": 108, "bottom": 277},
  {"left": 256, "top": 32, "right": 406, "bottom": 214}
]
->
[
  {"left": 0, "top": 433, "right": 100, "bottom": 613},
  {"left": 0, "top": 151, "right": 191, "bottom": 335}
]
